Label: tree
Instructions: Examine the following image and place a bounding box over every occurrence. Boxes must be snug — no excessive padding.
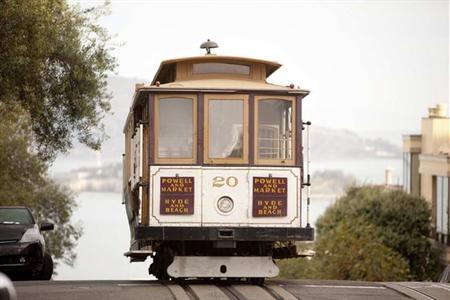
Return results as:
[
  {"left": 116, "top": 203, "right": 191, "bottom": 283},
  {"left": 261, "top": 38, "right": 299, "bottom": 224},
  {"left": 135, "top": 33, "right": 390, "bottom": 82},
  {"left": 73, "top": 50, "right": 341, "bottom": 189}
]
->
[
  {"left": 0, "top": 104, "right": 82, "bottom": 267},
  {"left": 277, "top": 186, "right": 440, "bottom": 281},
  {"left": 277, "top": 222, "right": 410, "bottom": 281},
  {"left": 313, "top": 221, "right": 410, "bottom": 281},
  {"left": 277, "top": 243, "right": 318, "bottom": 280},
  {"left": 0, "top": 0, "right": 116, "bottom": 269},
  {"left": 315, "top": 186, "right": 440, "bottom": 281},
  {"left": 0, "top": 0, "right": 116, "bottom": 161}
]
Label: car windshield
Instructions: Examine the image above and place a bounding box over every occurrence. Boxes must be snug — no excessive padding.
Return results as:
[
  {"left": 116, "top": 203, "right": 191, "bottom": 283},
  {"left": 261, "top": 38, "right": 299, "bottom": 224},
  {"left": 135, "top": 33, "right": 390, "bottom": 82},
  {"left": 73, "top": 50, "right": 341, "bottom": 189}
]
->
[{"left": 0, "top": 208, "right": 34, "bottom": 225}]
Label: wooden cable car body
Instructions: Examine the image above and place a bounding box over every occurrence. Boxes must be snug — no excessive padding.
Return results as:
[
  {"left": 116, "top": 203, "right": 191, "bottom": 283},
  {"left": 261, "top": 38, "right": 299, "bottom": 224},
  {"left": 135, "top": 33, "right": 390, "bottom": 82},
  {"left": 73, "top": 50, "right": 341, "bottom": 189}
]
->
[{"left": 123, "top": 44, "right": 313, "bottom": 281}]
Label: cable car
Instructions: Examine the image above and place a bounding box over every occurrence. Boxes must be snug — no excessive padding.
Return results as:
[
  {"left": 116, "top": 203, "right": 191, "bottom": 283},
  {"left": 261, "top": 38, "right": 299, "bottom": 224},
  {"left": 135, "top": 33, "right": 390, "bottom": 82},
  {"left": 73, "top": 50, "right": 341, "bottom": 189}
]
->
[{"left": 123, "top": 40, "right": 313, "bottom": 283}]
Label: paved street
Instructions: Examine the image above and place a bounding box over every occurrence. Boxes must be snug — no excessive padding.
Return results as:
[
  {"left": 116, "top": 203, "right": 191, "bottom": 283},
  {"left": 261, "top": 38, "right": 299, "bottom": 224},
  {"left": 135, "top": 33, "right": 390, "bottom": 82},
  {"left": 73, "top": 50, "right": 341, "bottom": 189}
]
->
[{"left": 12, "top": 280, "right": 450, "bottom": 300}]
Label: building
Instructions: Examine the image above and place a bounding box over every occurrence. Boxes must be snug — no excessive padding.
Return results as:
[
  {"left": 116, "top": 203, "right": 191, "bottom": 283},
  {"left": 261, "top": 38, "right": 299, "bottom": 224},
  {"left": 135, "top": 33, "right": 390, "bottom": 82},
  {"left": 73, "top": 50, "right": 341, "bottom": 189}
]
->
[{"left": 403, "top": 103, "right": 450, "bottom": 264}]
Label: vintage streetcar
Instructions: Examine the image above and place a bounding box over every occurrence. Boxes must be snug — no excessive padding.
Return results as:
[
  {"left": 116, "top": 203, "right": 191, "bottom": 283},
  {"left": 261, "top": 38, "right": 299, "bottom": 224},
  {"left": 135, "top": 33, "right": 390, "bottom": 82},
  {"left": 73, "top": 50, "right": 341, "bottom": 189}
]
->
[{"left": 123, "top": 41, "right": 314, "bottom": 283}]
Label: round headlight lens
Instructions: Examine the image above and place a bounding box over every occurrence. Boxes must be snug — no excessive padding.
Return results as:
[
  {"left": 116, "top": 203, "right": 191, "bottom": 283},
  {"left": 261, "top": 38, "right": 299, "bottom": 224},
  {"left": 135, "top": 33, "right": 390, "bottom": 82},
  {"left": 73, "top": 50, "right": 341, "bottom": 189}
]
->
[{"left": 217, "top": 196, "right": 234, "bottom": 213}]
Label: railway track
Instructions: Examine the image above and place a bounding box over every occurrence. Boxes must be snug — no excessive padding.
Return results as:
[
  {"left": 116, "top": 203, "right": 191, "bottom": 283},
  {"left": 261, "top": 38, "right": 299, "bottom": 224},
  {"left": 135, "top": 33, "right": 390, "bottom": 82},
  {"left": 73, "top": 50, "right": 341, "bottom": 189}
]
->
[
  {"left": 166, "top": 282, "right": 296, "bottom": 300},
  {"left": 12, "top": 280, "right": 450, "bottom": 300}
]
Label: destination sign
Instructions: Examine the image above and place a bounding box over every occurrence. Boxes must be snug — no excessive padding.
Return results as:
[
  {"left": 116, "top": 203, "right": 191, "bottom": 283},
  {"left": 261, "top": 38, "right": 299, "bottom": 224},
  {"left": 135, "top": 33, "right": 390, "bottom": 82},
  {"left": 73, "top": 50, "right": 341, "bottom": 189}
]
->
[
  {"left": 160, "top": 177, "right": 194, "bottom": 215},
  {"left": 253, "top": 177, "right": 287, "bottom": 217}
]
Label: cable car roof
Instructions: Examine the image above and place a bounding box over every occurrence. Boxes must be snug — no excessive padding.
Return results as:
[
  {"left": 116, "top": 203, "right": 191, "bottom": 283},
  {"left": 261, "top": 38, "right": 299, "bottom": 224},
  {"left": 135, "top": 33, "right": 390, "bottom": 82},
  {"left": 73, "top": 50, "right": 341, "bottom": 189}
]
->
[
  {"left": 155, "top": 79, "right": 300, "bottom": 90},
  {"left": 151, "top": 55, "right": 282, "bottom": 85}
]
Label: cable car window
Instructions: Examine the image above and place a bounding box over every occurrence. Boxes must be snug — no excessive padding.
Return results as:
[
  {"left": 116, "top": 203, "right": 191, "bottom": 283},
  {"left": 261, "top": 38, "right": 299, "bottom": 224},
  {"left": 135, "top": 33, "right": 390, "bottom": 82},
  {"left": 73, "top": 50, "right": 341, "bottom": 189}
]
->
[
  {"left": 156, "top": 96, "right": 196, "bottom": 163},
  {"left": 209, "top": 100, "right": 243, "bottom": 158},
  {"left": 256, "top": 97, "right": 295, "bottom": 164},
  {"left": 193, "top": 63, "right": 250, "bottom": 75},
  {"left": 205, "top": 95, "right": 248, "bottom": 164}
]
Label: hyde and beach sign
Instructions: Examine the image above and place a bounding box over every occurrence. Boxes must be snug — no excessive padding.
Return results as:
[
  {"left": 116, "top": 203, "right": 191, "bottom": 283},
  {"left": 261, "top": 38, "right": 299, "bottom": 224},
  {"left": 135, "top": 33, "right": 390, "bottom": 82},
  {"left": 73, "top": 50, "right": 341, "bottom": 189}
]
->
[
  {"left": 252, "top": 177, "right": 288, "bottom": 217},
  {"left": 160, "top": 177, "right": 194, "bottom": 215}
]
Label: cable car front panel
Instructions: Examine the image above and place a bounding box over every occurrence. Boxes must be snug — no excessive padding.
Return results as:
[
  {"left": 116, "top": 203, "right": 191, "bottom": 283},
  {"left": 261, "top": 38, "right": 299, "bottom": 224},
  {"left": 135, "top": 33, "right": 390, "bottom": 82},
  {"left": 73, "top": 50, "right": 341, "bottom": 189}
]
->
[{"left": 149, "top": 166, "right": 300, "bottom": 227}]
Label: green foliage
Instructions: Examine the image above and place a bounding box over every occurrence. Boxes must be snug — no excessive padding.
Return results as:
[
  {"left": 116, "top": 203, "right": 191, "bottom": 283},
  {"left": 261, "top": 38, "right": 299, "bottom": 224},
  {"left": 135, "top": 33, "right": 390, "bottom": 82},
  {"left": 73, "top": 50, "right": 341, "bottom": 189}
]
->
[
  {"left": 314, "top": 221, "right": 410, "bottom": 281},
  {"left": 277, "top": 258, "right": 317, "bottom": 280},
  {"left": 277, "top": 243, "right": 318, "bottom": 279},
  {"left": 316, "top": 186, "right": 439, "bottom": 281},
  {"left": 278, "top": 186, "right": 440, "bottom": 281},
  {"left": 0, "top": 0, "right": 116, "bottom": 269},
  {"left": 0, "top": 105, "right": 82, "bottom": 267},
  {"left": 0, "top": 0, "right": 116, "bottom": 160},
  {"left": 277, "top": 222, "right": 410, "bottom": 281},
  {"left": 32, "top": 183, "right": 82, "bottom": 267}
]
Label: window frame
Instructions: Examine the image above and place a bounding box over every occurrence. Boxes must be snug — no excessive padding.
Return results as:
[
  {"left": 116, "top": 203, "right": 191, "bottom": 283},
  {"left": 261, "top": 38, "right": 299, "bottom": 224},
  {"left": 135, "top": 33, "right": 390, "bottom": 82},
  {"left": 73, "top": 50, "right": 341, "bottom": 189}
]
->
[
  {"left": 436, "top": 176, "right": 449, "bottom": 235},
  {"left": 403, "top": 152, "right": 411, "bottom": 193},
  {"left": 254, "top": 96, "right": 296, "bottom": 166},
  {"left": 154, "top": 94, "right": 197, "bottom": 164},
  {"left": 204, "top": 94, "right": 249, "bottom": 164}
]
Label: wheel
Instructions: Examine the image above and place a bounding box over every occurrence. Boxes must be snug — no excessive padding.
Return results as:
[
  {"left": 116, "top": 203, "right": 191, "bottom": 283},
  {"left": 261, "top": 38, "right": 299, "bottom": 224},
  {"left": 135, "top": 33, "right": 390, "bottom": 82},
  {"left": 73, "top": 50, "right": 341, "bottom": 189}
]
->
[
  {"left": 37, "top": 253, "right": 53, "bottom": 280},
  {"left": 149, "top": 247, "right": 173, "bottom": 280},
  {"left": 149, "top": 251, "right": 169, "bottom": 280},
  {"left": 247, "top": 277, "right": 265, "bottom": 286}
]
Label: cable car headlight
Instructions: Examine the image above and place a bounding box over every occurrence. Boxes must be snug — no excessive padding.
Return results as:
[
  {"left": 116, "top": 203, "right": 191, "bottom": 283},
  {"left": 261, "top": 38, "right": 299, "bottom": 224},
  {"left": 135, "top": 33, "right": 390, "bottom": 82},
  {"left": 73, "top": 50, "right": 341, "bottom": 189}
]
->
[{"left": 217, "top": 196, "right": 234, "bottom": 213}]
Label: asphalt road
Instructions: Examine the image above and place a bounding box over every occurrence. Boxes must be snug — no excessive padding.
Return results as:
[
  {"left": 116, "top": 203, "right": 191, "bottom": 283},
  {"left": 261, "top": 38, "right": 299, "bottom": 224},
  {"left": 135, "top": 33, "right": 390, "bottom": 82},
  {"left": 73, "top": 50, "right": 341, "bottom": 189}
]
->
[{"left": 12, "top": 280, "right": 450, "bottom": 300}]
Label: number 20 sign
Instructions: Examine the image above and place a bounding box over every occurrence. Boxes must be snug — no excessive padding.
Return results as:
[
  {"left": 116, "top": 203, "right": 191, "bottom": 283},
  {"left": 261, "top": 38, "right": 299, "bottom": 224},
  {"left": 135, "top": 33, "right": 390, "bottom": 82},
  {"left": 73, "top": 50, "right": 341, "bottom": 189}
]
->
[{"left": 212, "top": 176, "right": 238, "bottom": 187}]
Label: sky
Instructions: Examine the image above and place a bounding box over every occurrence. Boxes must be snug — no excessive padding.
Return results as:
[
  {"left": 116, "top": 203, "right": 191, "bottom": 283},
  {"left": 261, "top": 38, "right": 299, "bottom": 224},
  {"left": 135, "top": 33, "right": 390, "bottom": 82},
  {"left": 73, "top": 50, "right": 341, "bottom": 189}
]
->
[{"left": 73, "top": 0, "right": 449, "bottom": 136}]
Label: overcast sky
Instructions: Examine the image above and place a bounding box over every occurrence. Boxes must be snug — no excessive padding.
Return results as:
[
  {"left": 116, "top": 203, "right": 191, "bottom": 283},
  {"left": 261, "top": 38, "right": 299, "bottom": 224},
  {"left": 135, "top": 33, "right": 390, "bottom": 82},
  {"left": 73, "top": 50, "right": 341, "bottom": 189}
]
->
[{"left": 75, "top": 0, "right": 449, "bottom": 135}]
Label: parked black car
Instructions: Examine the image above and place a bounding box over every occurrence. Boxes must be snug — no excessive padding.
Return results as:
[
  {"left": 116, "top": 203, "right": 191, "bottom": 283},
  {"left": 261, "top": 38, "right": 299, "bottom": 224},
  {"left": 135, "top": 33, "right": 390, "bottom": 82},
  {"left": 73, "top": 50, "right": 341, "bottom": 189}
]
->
[{"left": 0, "top": 207, "right": 54, "bottom": 280}]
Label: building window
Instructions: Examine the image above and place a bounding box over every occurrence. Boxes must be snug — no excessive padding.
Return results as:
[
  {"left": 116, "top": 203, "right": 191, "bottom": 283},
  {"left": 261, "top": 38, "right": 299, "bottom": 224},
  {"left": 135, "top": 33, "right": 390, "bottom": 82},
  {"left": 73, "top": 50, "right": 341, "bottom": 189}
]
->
[
  {"left": 255, "top": 96, "right": 295, "bottom": 165},
  {"left": 403, "top": 152, "right": 411, "bottom": 193},
  {"left": 436, "top": 176, "right": 449, "bottom": 235},
  {"left": 155, "top": 95, "right": 197, "bottom": 163},
  {"left": 204, "top": 94, "right": 248, "bottom": 164}
]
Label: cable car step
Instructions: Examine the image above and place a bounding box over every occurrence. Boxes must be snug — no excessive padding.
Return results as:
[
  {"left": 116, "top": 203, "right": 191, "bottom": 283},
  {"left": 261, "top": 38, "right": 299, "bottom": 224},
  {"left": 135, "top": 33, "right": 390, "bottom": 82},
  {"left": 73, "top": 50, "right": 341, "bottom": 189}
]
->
[{"left": 124, "top": 250, "right": 152, "bottom": 262}]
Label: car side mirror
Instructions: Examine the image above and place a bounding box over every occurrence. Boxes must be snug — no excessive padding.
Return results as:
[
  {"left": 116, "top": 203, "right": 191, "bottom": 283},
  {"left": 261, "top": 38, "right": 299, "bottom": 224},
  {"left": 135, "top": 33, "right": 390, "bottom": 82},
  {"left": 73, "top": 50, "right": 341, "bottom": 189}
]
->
[{"left": 40, "top": 223, "right": 54, "bottom": 231}]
